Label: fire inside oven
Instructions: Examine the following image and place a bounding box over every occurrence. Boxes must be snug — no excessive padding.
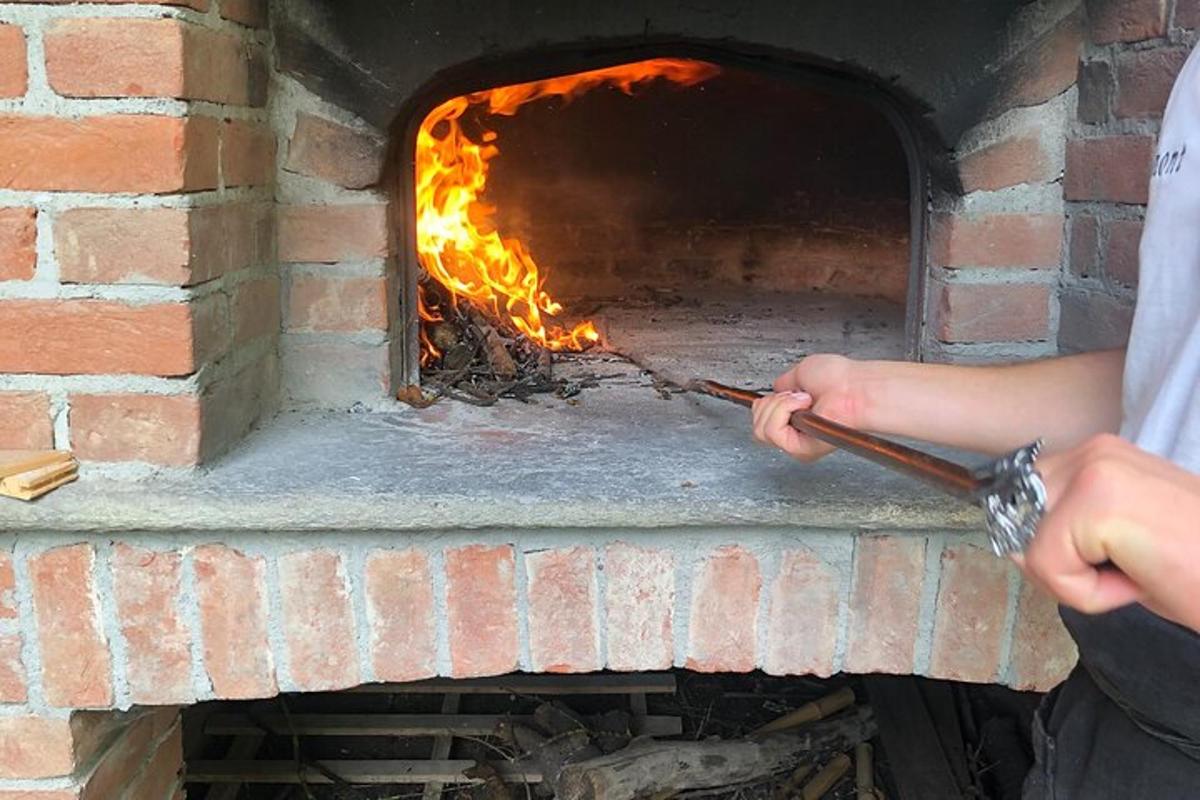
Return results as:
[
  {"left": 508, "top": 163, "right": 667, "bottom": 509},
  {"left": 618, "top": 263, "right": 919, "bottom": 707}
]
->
[{"left": 411, "top": 57, "right": 913, "bottom": 403}]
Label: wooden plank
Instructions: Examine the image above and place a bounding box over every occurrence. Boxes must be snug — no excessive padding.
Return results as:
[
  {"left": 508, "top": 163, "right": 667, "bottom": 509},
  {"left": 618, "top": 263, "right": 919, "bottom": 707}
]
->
[
  {"left": 423, "top": 693, "right": 461, "bottom": 800},
  {"left": 349, "top": 673, "right": 676, "bottom": 695},
  {"left": 186, "top": 759, "right": 543, "bottom": 785},
  {"left": 206, "top": 733, "right": 267, "bottom": 800},
  {"left": 205, "top": 712, "right": 682, "bottom": 738},
  {"left": 918, "top": 680, "right": 972, "bottom": 796},
  {"left": 864, "top": 675, "right": 961, "bottom": 800}
]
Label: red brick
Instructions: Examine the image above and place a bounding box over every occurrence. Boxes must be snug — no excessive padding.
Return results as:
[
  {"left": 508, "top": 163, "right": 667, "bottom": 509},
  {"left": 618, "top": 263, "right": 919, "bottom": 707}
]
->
[
  {"left": 56, "top": 208, "right": 188, "bottom": 286},
  {"left": 1058, "top": 289, "right": 1135, "bottom": 352},
  {"left": 1008, "top": 579, "right": 1078, "bottom": 690},
  {"left": 0, "top": 552, "right": 14, "bottom": 619},
  {"left": 1179, "top": 0, "right": 1200, "bottom": 29},
  {"left": 29, "top": 544, "right": 113, "bottom": 708},
  {"left": 77, "top": 712, "right": 161, "bottom": 800},
  {"left": 0, "top": 24, "right": 26, "bottom": 99},
  {"left": 932, "top": 213, "right": 1063, "bottom": 269},
  {"left": 277, "top": 204, "right": 389, "bottom": 263},
  {"left": 1105, "top": 218, "right": 1142, "bottom": 286},
  {"left": 996, "top": 10, "right": 1083, "bottom": 109},
  {"left": 686, "top": 546, "right": 760, "bottom": 672},
  {"left": 183, "top": 29, "right": 260, "bottom": 106},
  {"left": 1077, "top": 59, "right": 1113, "bottom": 123},
  {"left": 764, "top": 550, "right": 839, "bottom": 677},
  {"left": 844, "top": 536, "right": 925, "bottom": 675},
  {"left": 221, "top": 119, "right": 274, "bottom": 188},
  {"left": 287, "top": 275, "right": 388, "bottom": 332},
  {"left": 1068, "top": 214, "right": 1100, "bottom": 278},
  {"left": 604, "top": 543, "right": 674, "bottom": 671},
  {"left": 0, "top": 300, "right": 204, "bottom": 376},
  {"left": 445, "top": 545, "right": 518, "bottom": 678},
  {"left": 70, "top": 394, "right": 201, "bottom": 465},
  {"left": 957, "top": 133, "right": 1054, "bottom": 193},
  {"left": 934, "top": 281, "right": 1051, "bottom": 343},
  {"left": 233, "top": 277, "right": 280, "bottom": 345},
  {"left": 56, "top": 204, "right": 269, "bottom": 286},
  {"left": 1088, "top": 0, "right": 1168, "bottom": 42},
  {"left": 0, "top": 633, "right": 26, "bottom": 702},
  {"left": 286, "top": 112, "right": 385, "bottom": 189},
  {"left": 1066, "top": 136, "right": 1155, "bottom": 204},
  {"left": 45, "top": 19, "right": 254, "bottom": 104},
  {"left": 192, "top": 292, "right": 232, "bottom": 367},
  {"left": 112, "top": 545, "right": 193, "bottom": 704},
  {"left": 929, "top": 544, "right": 1012, "bottom": 682},
  {"left": 364, "top": 549, "right": 436, "bottom": 682},
  {"left": 526, "top": 547, "right": 599, "bottom": 673},
  {"left": 0, "top": 716, "right": 77, "bottom": 779},
  {"left": 0, "top": 207, "right": 36, "bottom": 281},
  {"left": 193, "top": 544, "right": 277, "bottom": 699},
  {"left": 278, "top": 550, "right": 359, "bottom": 691},
  {"left": 0, "top": 391, "right": 53, "bottom": 449},
  {"left": 120, "top": 721, "right": 182, "bottom": 800},
  {"left": 0, "top": 115, "right": 218, "bottom": 193},
  {"left": 1115, "top": 48, "right": 1190, "bottom": 118},
  {"left": 45, "top": 18, "right": 183, "bottom": 99},
  {"left": 221, "top": 0, "right": 268, "bottom": 26}
]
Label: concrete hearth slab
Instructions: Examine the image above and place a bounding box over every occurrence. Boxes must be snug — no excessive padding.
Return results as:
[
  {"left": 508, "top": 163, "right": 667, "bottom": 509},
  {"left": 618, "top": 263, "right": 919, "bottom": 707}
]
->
[{"left": 0, "top": 362, "right": 986, "bottom": 534}]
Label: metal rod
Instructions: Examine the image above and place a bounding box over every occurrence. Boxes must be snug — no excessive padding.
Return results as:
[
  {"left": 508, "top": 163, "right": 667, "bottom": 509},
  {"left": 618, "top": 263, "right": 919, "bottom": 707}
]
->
[{"left": 690, "top": 380, "right": 985, "bottom": 501}]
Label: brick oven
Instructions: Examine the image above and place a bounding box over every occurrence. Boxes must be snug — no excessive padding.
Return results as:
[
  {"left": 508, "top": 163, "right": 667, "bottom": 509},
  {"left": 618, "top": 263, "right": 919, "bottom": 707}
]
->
[{"left": 0, "top": 0, "right": 1193, "bottom": 795}]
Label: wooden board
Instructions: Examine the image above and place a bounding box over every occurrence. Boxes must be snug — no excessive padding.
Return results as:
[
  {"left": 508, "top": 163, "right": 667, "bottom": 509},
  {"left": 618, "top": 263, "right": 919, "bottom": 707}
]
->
[
  {"left": 205, "top": 712, "right": 682, "bottom": 738},
  {"left": 350, "top": 673, "right": 677, "bottom": 695},
  {"left": 186, "top": 759, "right": 544, "bottom": 785},
  {"left": 0, "top": 450, "right": 71, "bottom": 479},
  {"left": 864, "top": 675, "right": 962, "bottom": 800}
]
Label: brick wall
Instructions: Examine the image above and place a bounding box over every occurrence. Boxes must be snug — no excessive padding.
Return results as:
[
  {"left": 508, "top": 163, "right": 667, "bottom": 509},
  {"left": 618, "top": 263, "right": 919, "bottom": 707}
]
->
[
  {"left": 926, "top": 4, "right": 1080, "bottom": 361},
  {"left": 274, "top": 86, "right": 398, "bottom": 408},
  {"left": 0, "top": 0, "right": 277, "bottom": 469},
  {"left": 0, "top": 531, "right": 1073, "bottom": 730},
  {"left": 1060, "top": 0, "right": 1197, "bottom": 351}
]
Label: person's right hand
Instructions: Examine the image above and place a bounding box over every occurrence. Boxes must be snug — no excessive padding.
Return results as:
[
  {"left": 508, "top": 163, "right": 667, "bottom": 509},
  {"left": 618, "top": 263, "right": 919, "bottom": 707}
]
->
[{"left": 751, "top": 354, "right": 864, "bottom": 462}]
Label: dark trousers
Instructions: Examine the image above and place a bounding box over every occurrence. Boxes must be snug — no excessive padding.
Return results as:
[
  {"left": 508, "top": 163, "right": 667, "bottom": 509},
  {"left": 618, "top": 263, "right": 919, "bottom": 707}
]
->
[{"left": 1023, "top": 605, "right": 1200, "bottom": 798}]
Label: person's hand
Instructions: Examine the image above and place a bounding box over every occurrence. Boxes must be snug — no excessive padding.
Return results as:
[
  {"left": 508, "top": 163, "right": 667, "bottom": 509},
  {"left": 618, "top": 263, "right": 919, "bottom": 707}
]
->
[
  {"left": 1016, "top": 433, "right": 1200, "bottom": 632},
  {"left": 751, "top": 355, "right": 864, "bottom": 462}
]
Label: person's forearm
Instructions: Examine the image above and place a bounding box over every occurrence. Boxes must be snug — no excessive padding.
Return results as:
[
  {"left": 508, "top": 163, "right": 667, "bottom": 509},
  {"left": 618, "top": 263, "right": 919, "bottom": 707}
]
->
[{"left": 850, "top": 349, "right": 1126, "bottom": 455}]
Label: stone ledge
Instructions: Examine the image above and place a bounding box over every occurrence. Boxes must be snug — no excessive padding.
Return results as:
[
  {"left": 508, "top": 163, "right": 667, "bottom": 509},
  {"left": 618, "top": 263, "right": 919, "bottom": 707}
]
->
[{"left": 0, "top": 388, "right": 986, "bottom": 534}]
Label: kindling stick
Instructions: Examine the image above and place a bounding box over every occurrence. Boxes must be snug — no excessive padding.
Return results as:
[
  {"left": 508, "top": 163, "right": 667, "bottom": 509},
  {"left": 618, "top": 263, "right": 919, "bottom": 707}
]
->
[{"left": 688, "top": 380, "right": 1047, "bottom": 557}]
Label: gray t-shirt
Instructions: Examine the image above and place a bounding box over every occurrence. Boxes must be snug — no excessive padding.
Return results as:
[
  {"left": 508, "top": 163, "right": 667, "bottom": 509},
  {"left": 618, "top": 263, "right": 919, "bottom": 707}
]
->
[{"left": 1120, "top": 44, "right": 1200, "bottom": 472}]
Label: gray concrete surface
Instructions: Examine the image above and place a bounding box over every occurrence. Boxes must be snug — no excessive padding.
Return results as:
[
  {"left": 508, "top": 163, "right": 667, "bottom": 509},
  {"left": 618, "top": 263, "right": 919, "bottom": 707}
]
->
[{"left": 0, "top": 363, "right": 986, "bottom": 534}]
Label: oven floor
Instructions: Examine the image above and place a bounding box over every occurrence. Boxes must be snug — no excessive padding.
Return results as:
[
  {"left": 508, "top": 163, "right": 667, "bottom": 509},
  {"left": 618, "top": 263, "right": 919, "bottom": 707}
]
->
[{"left": 591, "top": 288, "right": 907, "bottom": 387}]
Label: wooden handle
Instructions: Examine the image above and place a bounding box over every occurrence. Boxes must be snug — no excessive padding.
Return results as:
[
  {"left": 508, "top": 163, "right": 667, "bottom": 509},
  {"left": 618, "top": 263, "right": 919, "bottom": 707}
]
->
[{"left": 690, "top": 380, "right": 984, "bottom": 501}]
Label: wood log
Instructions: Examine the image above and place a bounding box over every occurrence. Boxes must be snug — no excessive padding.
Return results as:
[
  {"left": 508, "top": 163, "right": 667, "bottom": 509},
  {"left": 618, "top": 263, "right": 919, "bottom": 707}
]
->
[
  {"left": 753, "top": 687, "right": 855, "bottom": 736},
  {"left": 799, "top": 753, "right": 850, "bottom": 800},
  {"left": 555, "top": 707, "right": 876, "bottom": 800},
  {"left": 468, "top": 308, "right": 517, "bottom": 380},
  {"left": 855, "top": 743, "right": 875, "bottom": 800}
]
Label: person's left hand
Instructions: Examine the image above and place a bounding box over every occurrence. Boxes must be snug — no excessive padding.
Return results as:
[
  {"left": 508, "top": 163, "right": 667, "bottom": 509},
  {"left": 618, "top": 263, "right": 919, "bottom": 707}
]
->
[{"left": 1015, "top": 434, "right": 1200, "bottom": 632}]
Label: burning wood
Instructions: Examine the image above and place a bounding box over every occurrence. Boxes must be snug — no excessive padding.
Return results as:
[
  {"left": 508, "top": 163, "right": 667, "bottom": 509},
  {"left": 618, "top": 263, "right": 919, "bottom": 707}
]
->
[
  {"left": 403, "top": 284, "right": 604, "bottom": 406},
  {"left": 412, "top": 58, "right": 720, "bottom": 377}
]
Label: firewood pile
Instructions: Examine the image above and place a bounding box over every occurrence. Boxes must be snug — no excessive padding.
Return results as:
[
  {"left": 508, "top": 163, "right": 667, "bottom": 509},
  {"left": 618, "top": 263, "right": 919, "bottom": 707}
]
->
[
  {"left": 406, "top": 287, "right": 604, "bottom": 408},
  {"left": 184, "top": 672, "right": 1037, "bottom": 800},
  {"left": 499, "top": 689, "right": 880, "bottom": 800}
]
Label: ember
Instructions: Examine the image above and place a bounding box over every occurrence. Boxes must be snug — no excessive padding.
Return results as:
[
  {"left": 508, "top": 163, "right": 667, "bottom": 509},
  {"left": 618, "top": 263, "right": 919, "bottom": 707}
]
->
[{"left": 414, "top": 57, "right": 721, "bottom": 391}]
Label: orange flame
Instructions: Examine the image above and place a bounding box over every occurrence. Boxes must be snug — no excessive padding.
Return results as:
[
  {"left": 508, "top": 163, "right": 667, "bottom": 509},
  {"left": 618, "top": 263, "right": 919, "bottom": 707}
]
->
[{"left": 415, "top": 58, "right": 721, "bottom": 364}]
